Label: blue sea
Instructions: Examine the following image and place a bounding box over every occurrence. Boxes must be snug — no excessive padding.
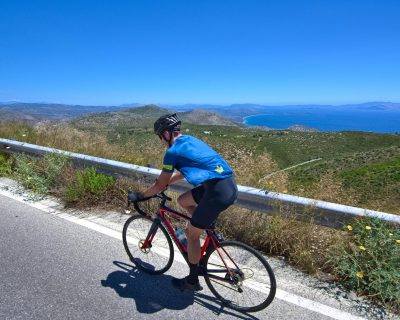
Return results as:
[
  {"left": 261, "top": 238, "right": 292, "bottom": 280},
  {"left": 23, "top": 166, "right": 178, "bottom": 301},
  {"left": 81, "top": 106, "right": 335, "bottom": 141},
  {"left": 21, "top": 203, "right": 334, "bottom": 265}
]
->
[{"left": 243, "top": 106, "right": 400, "bottom": 133}]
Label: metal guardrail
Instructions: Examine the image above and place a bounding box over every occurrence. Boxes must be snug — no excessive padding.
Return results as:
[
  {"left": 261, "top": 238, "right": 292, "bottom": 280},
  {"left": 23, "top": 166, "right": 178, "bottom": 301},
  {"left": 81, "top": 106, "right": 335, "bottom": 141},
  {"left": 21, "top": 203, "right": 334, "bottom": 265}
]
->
[{"left": 1, "top": 138, "right": 399, "bottom": 228}]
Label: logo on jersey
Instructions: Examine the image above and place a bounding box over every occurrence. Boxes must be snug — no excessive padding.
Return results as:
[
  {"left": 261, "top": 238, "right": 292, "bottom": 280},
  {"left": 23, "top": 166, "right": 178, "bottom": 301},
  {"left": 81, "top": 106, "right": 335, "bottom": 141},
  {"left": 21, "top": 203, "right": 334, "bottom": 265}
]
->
[
  {"left": 163, "top": 164, "right": 173, "bottom": 171},
  {"left": 215, "top": 165, "right": 224, "bottom": 174}
]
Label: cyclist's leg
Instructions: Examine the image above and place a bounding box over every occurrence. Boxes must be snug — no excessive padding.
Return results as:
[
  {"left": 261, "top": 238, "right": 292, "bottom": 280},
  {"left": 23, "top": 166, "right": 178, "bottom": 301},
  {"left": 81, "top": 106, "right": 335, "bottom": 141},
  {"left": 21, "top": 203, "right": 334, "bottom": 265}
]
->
[
  {"left": 177, "top": 191, "right": 196, "bottom": 216},
  {"left": 177, "top": 184, "right": 204, "bottom": 217},
  {"left": 187, "top": 179, "right": 236, "bottom": 276},
  {"left": 186, "top": 223, "right": 203, "bottom": 263},
  {"left": 172, "top": 178, "right": 237, "bottom": 291},
  {"left": 171, "top": 186, "right": 205, "bottom": 290}
]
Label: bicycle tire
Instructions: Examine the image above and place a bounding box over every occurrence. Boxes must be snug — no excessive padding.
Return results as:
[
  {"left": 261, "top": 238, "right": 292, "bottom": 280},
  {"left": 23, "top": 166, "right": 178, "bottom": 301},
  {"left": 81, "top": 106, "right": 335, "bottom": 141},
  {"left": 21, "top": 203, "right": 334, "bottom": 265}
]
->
[
  {"left": 122, "top": 214, "right": 174, "bottom": 275},
  {"left": 203, "top": 240, "right": 276, "bottom": 312}
]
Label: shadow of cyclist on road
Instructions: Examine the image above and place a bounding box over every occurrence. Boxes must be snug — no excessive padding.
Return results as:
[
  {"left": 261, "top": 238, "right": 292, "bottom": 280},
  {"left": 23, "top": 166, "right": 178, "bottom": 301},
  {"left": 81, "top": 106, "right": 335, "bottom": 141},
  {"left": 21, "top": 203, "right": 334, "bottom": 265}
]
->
[
  {"left": 101, "top": 261, "right": 259, "bottom": 319},
  {"left": 101, "top": 261, "right": 193, "bottom": 313}
]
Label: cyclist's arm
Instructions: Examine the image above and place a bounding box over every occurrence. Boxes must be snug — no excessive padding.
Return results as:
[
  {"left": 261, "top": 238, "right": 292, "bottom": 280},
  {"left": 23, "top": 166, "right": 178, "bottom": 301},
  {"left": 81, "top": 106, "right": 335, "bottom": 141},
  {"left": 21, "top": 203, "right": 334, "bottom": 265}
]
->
[
  {"left": 141, "top": 149, "right": 177, "bottom": 197},
  {"left": 169, "top": 171, "right": 183, "bottom": 185},
  {"left": 142, "top": 171, "right": 172, "bottom": 198}
]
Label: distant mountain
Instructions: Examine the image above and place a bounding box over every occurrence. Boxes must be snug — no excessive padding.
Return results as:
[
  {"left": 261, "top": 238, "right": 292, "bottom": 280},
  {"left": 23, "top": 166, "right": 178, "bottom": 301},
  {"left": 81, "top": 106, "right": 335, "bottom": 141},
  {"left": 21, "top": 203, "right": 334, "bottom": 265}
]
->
[
  {"left": 0, "top": 101, "right": 20, "bottom": 105},
  {"left": 0, "top": 102, "right": 133, "bottom": 122},
  {"left": 116, "top": 103, "right": 141, "bottom": 108},
  {"left": 178, "top": 109, "right": 237, "bottom": 126},
  {"left": 340, "top": 102, "right": 400, "bottom": 111},
  {"left": 0, "top": 108, "right": 37, "bottom": 123}
]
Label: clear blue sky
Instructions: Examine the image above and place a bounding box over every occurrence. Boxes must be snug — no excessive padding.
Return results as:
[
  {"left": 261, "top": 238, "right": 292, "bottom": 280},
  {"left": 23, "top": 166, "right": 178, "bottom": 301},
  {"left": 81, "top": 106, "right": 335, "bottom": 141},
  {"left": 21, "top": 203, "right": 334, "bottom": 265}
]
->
[{"left": 1, "top": 0, "right": 399, "bottom": 105}]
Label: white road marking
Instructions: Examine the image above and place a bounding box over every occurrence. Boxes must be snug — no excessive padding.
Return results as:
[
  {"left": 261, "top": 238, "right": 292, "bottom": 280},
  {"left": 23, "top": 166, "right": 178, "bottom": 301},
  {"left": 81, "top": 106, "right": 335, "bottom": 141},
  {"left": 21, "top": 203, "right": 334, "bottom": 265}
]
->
[{"left": 0, "top": 188, "right": 365, "bottom": 320}]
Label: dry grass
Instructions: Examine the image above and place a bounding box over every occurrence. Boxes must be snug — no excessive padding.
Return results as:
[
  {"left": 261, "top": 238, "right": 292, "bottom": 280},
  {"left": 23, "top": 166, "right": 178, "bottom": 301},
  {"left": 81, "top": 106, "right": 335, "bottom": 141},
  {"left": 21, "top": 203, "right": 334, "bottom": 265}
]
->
[
  {"left": 0, "top": 122, "right": 289, "bottom": 191},
  {"left": 1, "top": 122, "right": 165, "bottom": 167},
  {"left": 294, "top": 171, "right": 361, "bottom": 206},
  {"left": 53, "top": 164, "right": 338, "bottom": 274},
  {"left": 212, "top": 141, "right": 289, "bottom": 192},
  {"left": 217, "top": 204, "right": 343, "bottom": 274}
]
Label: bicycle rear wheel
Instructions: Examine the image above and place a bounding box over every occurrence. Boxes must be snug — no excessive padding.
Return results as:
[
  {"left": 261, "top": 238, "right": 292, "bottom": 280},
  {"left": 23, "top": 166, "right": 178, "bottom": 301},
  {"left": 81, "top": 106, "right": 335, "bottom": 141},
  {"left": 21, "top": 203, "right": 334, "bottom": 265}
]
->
[
  {"left": 204, "top": 240, "right": 276, "bottom": 312},
  {"left": 122, "top": 215, "right": 174, "bottom": 275}
]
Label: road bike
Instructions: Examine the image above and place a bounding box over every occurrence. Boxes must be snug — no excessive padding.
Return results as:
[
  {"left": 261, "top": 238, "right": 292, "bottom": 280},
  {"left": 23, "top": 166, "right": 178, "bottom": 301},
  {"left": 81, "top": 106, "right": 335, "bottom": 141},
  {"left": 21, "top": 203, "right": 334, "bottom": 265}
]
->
[{"left": 122, "top": 189, "right": 276, "bottom": 312}]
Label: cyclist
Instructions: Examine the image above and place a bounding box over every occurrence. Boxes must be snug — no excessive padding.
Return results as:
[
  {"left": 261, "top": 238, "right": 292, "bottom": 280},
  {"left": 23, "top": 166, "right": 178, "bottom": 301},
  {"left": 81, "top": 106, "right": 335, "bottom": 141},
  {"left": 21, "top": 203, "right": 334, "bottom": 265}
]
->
[{"left": 129, "top": 113, "right": 238, "bottom": 291}]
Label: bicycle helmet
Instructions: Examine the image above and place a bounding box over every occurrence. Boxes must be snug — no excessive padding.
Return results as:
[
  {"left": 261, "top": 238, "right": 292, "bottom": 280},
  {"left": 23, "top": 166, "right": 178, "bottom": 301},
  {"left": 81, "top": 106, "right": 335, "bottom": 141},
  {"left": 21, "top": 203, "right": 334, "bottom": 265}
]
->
[{"left": 154, "top": 113, "right": 181, "bottom": 136}]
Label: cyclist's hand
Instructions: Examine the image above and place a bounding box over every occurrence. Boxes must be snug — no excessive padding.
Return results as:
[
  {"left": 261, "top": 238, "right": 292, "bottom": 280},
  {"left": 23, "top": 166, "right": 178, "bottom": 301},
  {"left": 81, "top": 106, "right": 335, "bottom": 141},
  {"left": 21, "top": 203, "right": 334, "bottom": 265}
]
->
[{"left": 128, "top": 191, "right": 145, "bottom": 203}]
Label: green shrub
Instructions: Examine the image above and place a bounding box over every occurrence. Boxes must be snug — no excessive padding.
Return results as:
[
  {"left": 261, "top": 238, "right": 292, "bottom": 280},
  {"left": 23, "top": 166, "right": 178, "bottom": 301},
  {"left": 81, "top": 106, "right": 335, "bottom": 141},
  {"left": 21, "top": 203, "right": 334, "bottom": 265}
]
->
[
  {"left": 13, "top": 153, "right": 69, "bottom": 194},
  {"left": 329, "top": 218, "right": 400, "bottom": 308},
  {"left": 341, "top": 158, "right": 400, "bottom": 191},
  {"left": 0, "top": 153, "right": 12, "bottom": 176},
  {"left": 13, "top": 154, "right": 48, "bottom": 194},
  {"left": 41, "top": 153, "right": 70, "bottom": 187},
  {"left": 65, "top": 167, "right": 115, "bottom": 203}
]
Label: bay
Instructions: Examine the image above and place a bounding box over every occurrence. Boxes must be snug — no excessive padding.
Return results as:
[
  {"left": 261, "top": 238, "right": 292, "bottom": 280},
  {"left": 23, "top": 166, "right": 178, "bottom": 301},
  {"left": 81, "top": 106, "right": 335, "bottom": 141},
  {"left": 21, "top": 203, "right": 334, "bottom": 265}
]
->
[{"left": 243, "top": 106, "right": 400, "bottom": 133}]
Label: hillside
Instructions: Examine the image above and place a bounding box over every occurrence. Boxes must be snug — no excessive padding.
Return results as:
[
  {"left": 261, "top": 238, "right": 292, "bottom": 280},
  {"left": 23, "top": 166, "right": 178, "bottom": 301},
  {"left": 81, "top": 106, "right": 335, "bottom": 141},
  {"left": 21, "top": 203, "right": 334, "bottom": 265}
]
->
[
  {"left": 72, "top": 105, "right": 170, "bottom": 130},
  {"left": 288, "top": 125, "right": 319, "bottom": 132},
  {"left": 0, "top": 109, "right": 37, "bottom": 123},
  {"left": 178, "top": 109, "right": 238, "bottom": 126},
  {"left": 72, "top": 105, "right": 238, "bottom": 130}
]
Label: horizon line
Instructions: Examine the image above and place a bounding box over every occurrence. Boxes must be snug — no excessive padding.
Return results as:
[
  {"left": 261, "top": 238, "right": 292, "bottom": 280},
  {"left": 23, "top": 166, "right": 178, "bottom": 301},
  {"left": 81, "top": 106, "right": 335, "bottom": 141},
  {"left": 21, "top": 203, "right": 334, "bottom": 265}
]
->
[{"left": 1, "top": 100, "right": 398, "bottom": 107}]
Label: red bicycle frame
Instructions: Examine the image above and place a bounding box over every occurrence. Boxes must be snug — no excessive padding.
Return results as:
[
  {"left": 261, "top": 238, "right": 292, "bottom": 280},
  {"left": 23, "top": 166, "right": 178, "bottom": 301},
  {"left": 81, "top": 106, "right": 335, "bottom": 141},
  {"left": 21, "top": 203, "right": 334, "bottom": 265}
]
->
[{"left": 138, "top": 201, "right": 240, "bottom": 279}]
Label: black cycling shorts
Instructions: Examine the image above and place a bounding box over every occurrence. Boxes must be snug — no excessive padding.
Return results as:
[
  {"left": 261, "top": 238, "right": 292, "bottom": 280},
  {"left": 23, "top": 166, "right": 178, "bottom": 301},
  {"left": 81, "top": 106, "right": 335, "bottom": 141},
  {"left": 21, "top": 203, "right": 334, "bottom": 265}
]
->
[{"left": 190, "top": 176, "right": 238, "bottom": 229}]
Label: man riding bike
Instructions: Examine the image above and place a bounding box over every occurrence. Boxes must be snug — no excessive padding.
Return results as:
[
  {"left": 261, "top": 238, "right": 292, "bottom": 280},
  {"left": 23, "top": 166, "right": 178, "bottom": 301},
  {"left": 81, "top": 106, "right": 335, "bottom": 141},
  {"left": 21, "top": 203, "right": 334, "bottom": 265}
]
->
[{"left": 129, "top": 113, "right": 238, "bottom": 291}]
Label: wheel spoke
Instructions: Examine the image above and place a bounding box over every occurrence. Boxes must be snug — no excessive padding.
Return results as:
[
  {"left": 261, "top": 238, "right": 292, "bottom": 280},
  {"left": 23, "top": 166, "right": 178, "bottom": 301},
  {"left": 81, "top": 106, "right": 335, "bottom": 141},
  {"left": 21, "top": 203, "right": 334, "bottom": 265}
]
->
[
  {"left": 123, "top": 215, "right": 173, "bottom": 274},
  {"left": 204, "top": 241, "right": 276, "bottom": 312}
]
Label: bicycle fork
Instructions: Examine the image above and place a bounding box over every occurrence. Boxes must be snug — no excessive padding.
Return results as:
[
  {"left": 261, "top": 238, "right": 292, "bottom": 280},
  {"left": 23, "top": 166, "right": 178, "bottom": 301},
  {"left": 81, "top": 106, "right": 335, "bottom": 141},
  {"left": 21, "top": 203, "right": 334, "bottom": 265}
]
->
[{"left": 141, "top": 218, "right": 161, "bottom": 250}]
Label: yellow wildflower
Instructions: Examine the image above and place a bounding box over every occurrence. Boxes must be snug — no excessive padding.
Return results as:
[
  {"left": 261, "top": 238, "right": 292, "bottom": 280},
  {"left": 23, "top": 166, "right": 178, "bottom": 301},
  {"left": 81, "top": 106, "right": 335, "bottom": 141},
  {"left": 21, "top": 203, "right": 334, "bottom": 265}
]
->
[
  {"left": 359, "top": 245, "right": 366, "bottom": 251},
  {"left": 396, "top": 240, "right": 400, "bottom": 244},
  {"left": 389, "top": 233, "right": 393, "bottom": 236},
  {"left": 365, "top": 226, "right": 371, "bottom": 230},
  {"left": 356, "top": 271, "right": 364, "bottom": 278},
  {"left": 346, "top": 225, "right": 353, "bottom": 231}
]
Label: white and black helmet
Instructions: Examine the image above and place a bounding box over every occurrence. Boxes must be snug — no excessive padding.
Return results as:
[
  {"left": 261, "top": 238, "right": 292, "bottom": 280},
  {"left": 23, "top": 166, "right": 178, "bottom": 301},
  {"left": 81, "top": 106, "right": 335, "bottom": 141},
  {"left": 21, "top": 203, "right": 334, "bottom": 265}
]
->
[{"left": 154, "top": 113, "right": 181, "bottom": 136}]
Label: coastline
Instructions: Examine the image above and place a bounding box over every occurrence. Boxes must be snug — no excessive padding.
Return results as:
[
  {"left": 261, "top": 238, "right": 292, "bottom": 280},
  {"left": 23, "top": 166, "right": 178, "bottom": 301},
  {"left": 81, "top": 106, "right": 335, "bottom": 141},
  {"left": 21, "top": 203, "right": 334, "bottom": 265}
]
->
[
  {"left": 242, "top": 113, "right": 275, "bottom": 127},
  {"left": 241, "top": 112, "right": 400, "bottom": 134}
]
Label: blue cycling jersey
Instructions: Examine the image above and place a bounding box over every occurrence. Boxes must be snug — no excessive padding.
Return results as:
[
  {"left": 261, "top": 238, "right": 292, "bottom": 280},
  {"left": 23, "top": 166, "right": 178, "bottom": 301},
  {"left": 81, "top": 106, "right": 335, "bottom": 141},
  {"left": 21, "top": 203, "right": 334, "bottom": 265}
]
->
[{"left": 162, "top": 135, "right": 233, "bottom": 186}]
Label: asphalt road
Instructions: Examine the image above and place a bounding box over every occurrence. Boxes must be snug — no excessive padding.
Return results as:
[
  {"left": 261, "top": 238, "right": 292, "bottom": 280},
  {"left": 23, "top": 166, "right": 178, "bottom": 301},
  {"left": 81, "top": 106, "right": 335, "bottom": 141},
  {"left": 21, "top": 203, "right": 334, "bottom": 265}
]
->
[{"left": 0, "top": 193, "right": 355, "bottom": 320}]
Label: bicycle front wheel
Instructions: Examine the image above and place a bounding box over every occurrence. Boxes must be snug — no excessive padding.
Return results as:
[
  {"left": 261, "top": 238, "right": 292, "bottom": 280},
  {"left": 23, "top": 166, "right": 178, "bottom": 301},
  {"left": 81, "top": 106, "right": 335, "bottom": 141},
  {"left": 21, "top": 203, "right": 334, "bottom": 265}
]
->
[
  {"left": 122, "top": 215, "right": 174, "bottom": 275},
  {"left": 204, "top": 240, "right": 276, "bottom": 312}
]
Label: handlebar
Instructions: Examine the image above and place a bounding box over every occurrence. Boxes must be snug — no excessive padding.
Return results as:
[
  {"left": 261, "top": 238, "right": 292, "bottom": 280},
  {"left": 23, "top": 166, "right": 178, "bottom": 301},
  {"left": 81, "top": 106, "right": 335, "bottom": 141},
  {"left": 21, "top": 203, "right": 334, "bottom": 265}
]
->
[
  {"left": 127, "top": 189, "right": 172, "bottom": 216},
  {"left": 129, "top": 191, "right": 172, "bottom": 203}
]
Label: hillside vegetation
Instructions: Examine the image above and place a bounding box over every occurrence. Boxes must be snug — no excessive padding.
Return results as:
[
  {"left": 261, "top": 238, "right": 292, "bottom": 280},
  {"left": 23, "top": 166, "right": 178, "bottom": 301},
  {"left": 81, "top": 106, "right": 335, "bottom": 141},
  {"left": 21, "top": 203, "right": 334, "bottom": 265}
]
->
[{"left": 72, "top": 105, "right": 238, "bottom": 131}]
